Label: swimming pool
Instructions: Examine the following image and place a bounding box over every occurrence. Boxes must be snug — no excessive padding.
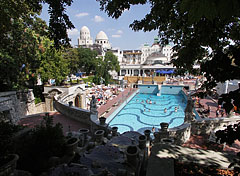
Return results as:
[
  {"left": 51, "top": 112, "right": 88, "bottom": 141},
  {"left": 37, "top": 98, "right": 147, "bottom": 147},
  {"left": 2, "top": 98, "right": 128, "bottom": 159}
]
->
[{"left": 108, "top": 93, "right": 187, "bottom": 134}]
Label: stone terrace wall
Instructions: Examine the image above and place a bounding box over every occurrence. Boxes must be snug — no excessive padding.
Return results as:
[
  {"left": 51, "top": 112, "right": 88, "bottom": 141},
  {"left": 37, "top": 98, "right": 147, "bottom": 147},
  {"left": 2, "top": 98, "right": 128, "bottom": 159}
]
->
[
  {"left": 191, "top": 116, "right": 240, "bottom": 135},
  {"left": 54, "top": 98, "right": 91, "bottom": 125},
  {"left": 0, "top": 91, "right": 22, "bottom": 123},
  {"left": 169, "top": 123, "right": 191, "bottom": 145}
]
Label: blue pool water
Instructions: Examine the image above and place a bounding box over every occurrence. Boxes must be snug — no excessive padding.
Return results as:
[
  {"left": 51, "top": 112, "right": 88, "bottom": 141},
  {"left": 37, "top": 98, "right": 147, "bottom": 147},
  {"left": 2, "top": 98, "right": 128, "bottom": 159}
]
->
[{"left": 108, "top": 93, "right": 187, "bottom": 134}]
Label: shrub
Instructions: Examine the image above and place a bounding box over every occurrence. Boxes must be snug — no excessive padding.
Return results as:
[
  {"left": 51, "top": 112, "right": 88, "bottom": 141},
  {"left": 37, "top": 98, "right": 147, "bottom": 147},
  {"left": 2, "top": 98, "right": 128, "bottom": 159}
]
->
[
  {"left": 16, "top": 115, "right": 65, "bottom": 175},
  {"left": 34, "top": 97, "right": 42, "bottom": 104},
  {"left": 0, "top": 121, "right": 22, "bottom": 157}
]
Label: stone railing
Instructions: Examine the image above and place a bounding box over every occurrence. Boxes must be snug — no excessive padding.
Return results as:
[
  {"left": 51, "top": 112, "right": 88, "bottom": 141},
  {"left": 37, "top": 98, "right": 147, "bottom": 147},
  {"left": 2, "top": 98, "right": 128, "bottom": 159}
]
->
[
  {"left": 53, "top": 97, "right": 91, "bottom": 125},
  {"left": 153, "top": 123, "right": 191, "bottom": 145},
  {"left": 53, "top": 93, "right": 111, "bottom": 134},
  {"left": 169, "top": 123, "right": 191, "bottom": 144},
  {"left": 191, "top": 115, "right": 240, "bottom": 135}
]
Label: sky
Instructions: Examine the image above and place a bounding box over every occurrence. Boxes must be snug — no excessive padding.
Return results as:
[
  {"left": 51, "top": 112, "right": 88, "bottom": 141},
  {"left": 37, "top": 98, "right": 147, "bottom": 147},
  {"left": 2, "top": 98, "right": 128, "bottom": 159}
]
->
[{"left": 40, "top": 0, "right": 158, "bottom": 50}]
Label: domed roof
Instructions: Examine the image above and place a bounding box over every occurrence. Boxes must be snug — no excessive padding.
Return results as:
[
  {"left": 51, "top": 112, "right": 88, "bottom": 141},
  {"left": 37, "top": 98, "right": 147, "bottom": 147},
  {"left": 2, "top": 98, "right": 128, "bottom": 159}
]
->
[
  {"left": 80, "top": 26, "right": 90, "bottom": 33},
  {"left": 96, "top": 31, "right": 108, "bottom": 40}
]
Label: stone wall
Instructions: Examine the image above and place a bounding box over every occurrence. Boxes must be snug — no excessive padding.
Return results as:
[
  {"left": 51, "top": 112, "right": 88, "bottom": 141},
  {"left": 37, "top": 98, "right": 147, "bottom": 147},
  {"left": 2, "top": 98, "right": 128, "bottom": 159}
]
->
[
  {"left": 0, "top": 91, "right": 22, "bottom": 124},
  {"left": 54, "top": 98, "right": 91, "bottom": 125},
  {"left": 191, "top": 116, "right": 240, "bottom": 135},
  {"left": 43, "top": 85, "right": 86, "bottom": 112},
  {"left": 169, "top": 123, "right": 191, "bottom": 145}
]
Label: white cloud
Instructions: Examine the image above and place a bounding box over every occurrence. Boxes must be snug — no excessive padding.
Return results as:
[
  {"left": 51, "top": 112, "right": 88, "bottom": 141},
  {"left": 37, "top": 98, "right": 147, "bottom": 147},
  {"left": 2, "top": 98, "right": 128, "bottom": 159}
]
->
[
  {"left": 112, "top": 34, "right": 121, "bottom": 38},
  {"left": 93, "top": 15, "right": 104, "bottom": 22},
  {"left": 117, "top": 30, "right": 123, "bottom": 34},
  {"left": 75, "top": 12, "right": 89, "bottom": 18},
  {"left": 67, "top": 28, "right": 79, "bottom": 36}
]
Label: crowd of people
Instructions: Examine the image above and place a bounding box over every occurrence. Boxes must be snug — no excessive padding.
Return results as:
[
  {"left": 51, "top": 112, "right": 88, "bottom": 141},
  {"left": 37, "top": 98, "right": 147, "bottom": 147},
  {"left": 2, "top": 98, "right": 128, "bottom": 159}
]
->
[{"left": 86, "top": 85, "right": 124, "bottom": 110}]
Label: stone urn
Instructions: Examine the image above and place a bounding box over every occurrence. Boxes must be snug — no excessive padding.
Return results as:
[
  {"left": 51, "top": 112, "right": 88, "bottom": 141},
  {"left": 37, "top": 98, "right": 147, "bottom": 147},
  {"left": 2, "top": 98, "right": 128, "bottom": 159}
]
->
[
  {"left": 94, "top": 130, "right": 105, "bottom": 143},
  {"left": 153, "top": 132, "right": 160, "bottom": 142},
  {"left": 144, "top": 129, "right": 151, "bottom": 140},
  {"left": 65, "top": 137, "right": 79, "bottom": 156},
  {"left": 99, "top": 117, "right": 106, "bottom": 125},
  {"left": 126, "top": 145, "right": 139, "bottom": 168},
  {"left": 0, "top": 154, "right": 19, "bottom": 176},
  {"left": 111, "top": 127, "right": 118, "bottom": 136},
  {"left": 79, "top": 128, "right": 89, "bottom": 141},
  {"left": 138, "top": 135, "right": 147, "bottom": 149},
  {"left": 68, "top": 101, "right": 73, "bottom": 107},
  {"left": 160, "top": 122, "right": 169, "bottom": 131}
]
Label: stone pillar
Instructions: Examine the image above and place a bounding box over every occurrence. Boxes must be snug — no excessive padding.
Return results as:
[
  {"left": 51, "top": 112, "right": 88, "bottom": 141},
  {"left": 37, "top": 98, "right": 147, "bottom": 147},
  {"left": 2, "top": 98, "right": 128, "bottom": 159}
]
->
[
  {"left": 80, "top": 94, "right": 86, "bottom": 109},
  {"left": 43, "top": 93, "right": 52, "bottom": 112}
]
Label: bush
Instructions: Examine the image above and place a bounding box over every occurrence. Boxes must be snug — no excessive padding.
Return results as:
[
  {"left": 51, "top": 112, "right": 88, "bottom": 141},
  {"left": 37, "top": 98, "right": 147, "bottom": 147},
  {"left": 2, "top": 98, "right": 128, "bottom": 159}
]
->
[
  {"left": 0, "top": 121, "right": 23, "bottom": 157},
  {"left": 34, "top": 97, "right": 42, "bottom": 104},
  {"left": 16, "top": 115, "right": 65, "bottom": 175}
]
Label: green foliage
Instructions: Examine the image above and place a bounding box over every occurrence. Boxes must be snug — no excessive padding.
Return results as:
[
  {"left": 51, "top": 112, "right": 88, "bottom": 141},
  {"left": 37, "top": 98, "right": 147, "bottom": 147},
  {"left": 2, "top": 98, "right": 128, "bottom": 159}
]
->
[
  {"left": 45, "top": 0, "right": 74, "bottom": 48},
  {"left": 0, "top": 121, "right": 22, "bottom": 157},
  {"left": 0, "top": 15, "right": 45, "bottom": 91},
  {"left": 16, "top": 114, "right": 65, "bottom": 175},
  {"left": 0, "top": 0, "right": 74, "bottom": 49},
  {"left": 64, "top": 48, "right": 98, "bottom": 75},
  {"left": 37, "top": 38, "right": 70, "bottom": 85},
  {"left": 215, "top": 122, "right": 240, "bottom": 173},
  {"left": 35, "top": 97, "right": 42, "bottom": 104},
  {"left": 92, "top": 51, "right": 120, "bottom": 85},
  {"left": 0, "top": 0, "right": 74, "bottom": 91},
  {"left": 97, "top": 0, "right": 240, "bottom": 86}
]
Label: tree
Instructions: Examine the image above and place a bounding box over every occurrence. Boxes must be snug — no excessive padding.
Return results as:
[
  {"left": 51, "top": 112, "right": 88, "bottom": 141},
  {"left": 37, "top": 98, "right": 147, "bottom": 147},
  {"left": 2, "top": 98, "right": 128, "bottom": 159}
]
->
[
  {"left": 0, "top": 0, "right": 74, "bottom": 49},
  {"left": 37, "top": 38, "right": 70, "bottom": 86},
  {"left": 216, "top": 122, "right": 240, "bottom": 174},
  {"left": 0, "top": 15, "right": 46, "bottom": 91},
  {"left": 92, "top": 51, "right": 120, "bottom": 85},
  {"left": 97, "top": 0, "right": 240, "bottom": 82},
  {"left": 97, "top": 0, "right": 240, "bottom": 107},
  {"left": 64, "top": 48, "right": 98, "bottom": 76},
  {"left": 0, "top": 13, "right": 71, "bottom": 90},
  {"left": 102, "top": 51, "right": 120, "bottom": 85}
]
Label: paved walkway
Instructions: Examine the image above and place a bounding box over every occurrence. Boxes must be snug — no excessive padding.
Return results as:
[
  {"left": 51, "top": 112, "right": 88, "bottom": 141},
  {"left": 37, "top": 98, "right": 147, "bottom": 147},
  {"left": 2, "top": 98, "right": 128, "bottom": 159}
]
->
[
  {"left": 147, "top": 144, "right": 235, "bottom": 176},
  {"left": 97, "top": 87, "right": 137, "bottom": 118},
  {"left": 183, "top": 134, "right": 240, "bottom": 155},
  {"left": 19, "top": 112, "right": 90, "bottom": 135}
]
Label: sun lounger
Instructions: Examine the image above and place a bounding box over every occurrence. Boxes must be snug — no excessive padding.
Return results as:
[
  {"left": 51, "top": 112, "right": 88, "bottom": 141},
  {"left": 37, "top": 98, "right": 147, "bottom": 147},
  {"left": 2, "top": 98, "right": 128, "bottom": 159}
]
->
[
  {"left": 106, "top": 107, "right": 112, "bottom": 113},
  {"left": 100, "top": 112, "right": 106, "bottom": 117},
  {"left": 112, "top": 102, "right": 119, "bottom": 107}
]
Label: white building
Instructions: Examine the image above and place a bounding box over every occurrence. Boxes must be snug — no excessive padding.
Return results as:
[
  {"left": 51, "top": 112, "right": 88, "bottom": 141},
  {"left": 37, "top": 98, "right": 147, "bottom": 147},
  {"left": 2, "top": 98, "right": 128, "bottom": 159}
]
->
[
  {"left": 141, "top": 37, "right": 173, "bottom": 64},
  {"left": 78, "top": 26, "right": 111, "bottom": 50},
  {"left": 77, "top": 27, "right": 175, "bottom": 79},
  {"left": 95, "top": 31, "right": 111, "bottom": 50},
  {"left": 78, "top": 26, "right": 93, "bottom": 46}
]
